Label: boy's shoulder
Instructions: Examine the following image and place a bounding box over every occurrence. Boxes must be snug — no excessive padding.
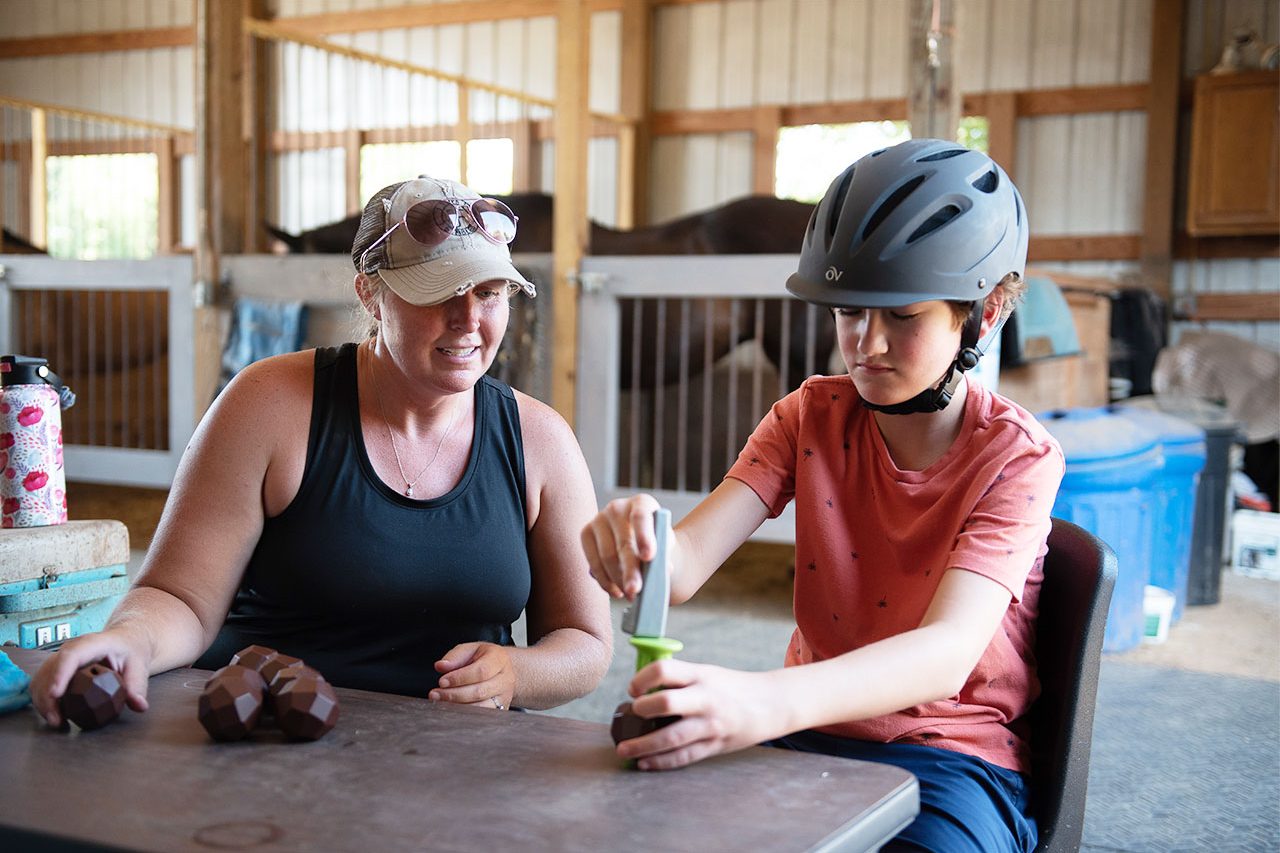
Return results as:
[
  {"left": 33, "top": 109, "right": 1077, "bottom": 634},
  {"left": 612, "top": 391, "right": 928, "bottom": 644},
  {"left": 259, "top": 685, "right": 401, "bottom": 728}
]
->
[{"left": 974, "top": 384, "right": 1061, "bottom": 453}]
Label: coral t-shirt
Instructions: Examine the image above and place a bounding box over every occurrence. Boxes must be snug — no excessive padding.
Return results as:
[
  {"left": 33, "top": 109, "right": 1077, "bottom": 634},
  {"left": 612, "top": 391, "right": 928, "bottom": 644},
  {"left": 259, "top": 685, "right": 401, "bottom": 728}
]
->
[{"left": 726, "top": 375, "right": 1064, "bottom": 773}]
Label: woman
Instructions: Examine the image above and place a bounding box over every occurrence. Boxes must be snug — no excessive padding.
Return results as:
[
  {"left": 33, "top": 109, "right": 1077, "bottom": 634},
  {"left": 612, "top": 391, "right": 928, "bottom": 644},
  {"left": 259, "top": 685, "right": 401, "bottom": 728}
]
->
[
  {"left": 34, "top": 176, "right": 611, "bottom": 720},
  {"left": 582, "top": 140, "right": 1062, "bottom": 852}
]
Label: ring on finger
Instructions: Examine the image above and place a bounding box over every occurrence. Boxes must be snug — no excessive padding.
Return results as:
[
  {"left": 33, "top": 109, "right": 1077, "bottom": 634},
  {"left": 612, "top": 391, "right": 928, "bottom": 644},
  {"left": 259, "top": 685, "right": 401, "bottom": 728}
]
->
[{"left": 491, "top": 696, "right": 505, "bottom": 711}]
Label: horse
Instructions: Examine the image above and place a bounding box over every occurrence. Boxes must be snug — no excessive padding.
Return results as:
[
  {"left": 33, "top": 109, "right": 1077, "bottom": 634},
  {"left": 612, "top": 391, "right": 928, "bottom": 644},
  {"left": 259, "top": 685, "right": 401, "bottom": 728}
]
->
[
  {"left": 1, "top": 228, "right": 46, "bottom": 254},
  {"left": 265, "top": 193, "right": 833, "bottom": 392}
]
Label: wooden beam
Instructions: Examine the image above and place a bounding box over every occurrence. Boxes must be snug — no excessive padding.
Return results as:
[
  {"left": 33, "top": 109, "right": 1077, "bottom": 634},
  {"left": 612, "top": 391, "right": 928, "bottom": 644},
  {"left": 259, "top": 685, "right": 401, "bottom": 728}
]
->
[
  {"left": 279, "top": 2, "right": 560, "bottom": 35},
  {"left": 245, "top": 0, "right": 272, "bottom": 252},
  {"left": 1140, "top": 0, "right": 1184, "bottom": 301},
  {"left": 1015, "top": 83, "right": 1148, "bottom": 116},
  {"left": 510, "top": 119, "right": 537, "bottom": 192},
  {"left": 1174, "top": 232, "right": 1280, "bottom": 260},
  {"left": 553, "top": 0, "right": 589, "bottom": 426},
  {"left": 1029, "top": 235, "right": 1142, "bottom": 261},
  {"left": 617, "top": 0, "right": 653, "bottom": 227},
  {"left": 156, "top": 134, "right": 178, "bottom": 254},
  {"left": 344, "top": 129, "right": 364, "bottom": 215},
  {"left": 985, "top": 91, "right": 1018, "bottom": 181},
  {"left": 29, "top": 108, "right": 46, "bottom": 248},
  {"left": 907, "top": 0, "right": 959, "bottom": 139},
  {"left": 752, "top": 106, "right": 782, "bottom": 195},
  {"left": 0, "top": 27, "right": 194, "bottom": 59},
  {"left": 1177, "top": 292, "right": 1280, "bottom": 322}
]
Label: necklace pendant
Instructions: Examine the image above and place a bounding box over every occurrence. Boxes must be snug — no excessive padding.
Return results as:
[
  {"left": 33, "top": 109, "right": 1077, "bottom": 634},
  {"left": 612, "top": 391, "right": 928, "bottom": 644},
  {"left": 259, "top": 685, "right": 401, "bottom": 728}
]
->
[{"left": 405, "top": 485, "right": 413, "bottom": 497}]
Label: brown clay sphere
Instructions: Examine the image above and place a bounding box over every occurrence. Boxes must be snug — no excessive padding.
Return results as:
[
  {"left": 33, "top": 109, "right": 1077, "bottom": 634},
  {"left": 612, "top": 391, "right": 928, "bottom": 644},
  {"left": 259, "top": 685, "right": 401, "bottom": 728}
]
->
[
  {"left": 229, "top": 644, "right": 279, "bottom": 674},
  {"left": 259, "top": 653, "right": 304, "bottom": 685},
  {"left": 610, "top": 701, "right": 679, "bottom": 745},
  {"left": 274, "top": 674, "right": 339, "bottom": 741},
  {"left": 198, "top": 664, "right": 266, "bottom": 741},
  {"left": 60, "top": 664, "right": 126, "bottom": 730}
]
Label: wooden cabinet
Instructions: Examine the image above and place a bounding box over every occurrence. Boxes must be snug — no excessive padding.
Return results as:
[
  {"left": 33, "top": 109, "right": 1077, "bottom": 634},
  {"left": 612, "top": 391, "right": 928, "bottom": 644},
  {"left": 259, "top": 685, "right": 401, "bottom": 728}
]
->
[{"left": 1187, "top": 71, "right": 1280, "bottom": 236}]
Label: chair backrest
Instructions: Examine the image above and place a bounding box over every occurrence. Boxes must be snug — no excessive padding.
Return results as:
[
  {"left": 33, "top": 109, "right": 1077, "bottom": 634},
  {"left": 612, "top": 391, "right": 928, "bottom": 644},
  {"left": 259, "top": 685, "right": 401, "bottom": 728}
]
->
[{"left": 1030, "top": 517, "right": 1118, "bottom": 853}]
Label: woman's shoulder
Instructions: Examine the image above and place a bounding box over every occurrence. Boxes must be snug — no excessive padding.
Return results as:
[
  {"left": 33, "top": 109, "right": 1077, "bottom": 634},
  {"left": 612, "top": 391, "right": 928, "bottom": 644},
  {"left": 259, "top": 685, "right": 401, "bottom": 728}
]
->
[
  {"left": 505, "top": 383, "right": 574, "bottom": 446},
  {"left": 209, "top": 349, "right": 321, "bottom": 432}
]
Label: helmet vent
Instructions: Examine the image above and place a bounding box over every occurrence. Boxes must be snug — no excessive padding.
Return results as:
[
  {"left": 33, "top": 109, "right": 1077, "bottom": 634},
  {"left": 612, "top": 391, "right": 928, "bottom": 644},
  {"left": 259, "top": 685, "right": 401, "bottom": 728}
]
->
[
  {"left": 972, "top": 169, "right": 999, "bottom": 193},
  {"left": 917, "top": 148, "right": 966, "bottom": 162},
  {"left": 863, "top": 175, "right": 925, "bottom": 241},
  {"left": 828, "top": 168, "right": 856, "bottom": 241},
  {"left": 907, "top": 204, "right": 962, "bottom": 243}
]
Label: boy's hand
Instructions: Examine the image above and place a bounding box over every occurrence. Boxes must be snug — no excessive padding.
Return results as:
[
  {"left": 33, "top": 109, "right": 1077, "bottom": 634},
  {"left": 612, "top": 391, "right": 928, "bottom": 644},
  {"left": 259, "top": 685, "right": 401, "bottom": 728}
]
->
[
  {"left": 613, "top": 660, "right": 787, "bottom": 770},
  {"left": 580, "top": 494, "right": 665, "bottom": 600}
]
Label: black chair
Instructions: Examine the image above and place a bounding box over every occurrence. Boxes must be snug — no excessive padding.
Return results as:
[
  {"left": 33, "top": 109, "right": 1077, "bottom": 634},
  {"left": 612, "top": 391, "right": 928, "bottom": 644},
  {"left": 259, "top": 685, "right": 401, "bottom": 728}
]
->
[{"left": 1029, "top": 518, "right": 1117, "bottom": 853}]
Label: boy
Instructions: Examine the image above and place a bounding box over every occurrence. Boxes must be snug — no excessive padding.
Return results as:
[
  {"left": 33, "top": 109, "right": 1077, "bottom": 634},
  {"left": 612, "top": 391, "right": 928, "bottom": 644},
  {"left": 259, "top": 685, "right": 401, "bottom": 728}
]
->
[{"left": 581, "top": 139, "right": 1063, "bottom": 852}]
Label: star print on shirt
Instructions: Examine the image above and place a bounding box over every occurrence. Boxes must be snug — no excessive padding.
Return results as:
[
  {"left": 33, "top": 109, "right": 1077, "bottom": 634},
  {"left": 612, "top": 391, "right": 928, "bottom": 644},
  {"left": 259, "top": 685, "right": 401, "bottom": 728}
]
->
[
  {"left": 803, "top": 448, "right": 814, "bottom": 459},
  {"left": 749, "top": 456, "right": 760, "bottom": 466},
  {"left": 807, "top": 561, "right": 817, "bottom": 571},
  {"left": 843, "top": 441, "right": 850, "bottom": 450},
  {"left": 831, "top": 393, "right": 840, "bottom": 401},
  {"left": 850, "top": 551, "right": 859, "bottom": 561},
  {"left": 877, "top": 596, "right": 888, "bottom": 608},
  {"left": 825, "top": 497, "right": 833, "bottom": 508}
]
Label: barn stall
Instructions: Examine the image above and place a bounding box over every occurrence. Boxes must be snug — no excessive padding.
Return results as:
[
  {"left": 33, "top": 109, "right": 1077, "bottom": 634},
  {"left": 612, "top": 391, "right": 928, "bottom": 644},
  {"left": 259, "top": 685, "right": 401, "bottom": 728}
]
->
[{"left": 0, "top": 0, "right": 1275, "bottom": 536}]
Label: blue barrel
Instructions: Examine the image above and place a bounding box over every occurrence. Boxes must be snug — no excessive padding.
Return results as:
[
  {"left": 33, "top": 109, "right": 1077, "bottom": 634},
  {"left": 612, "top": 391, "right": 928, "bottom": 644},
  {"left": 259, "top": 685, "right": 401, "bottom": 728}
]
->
[
  {"left": 1110, "top": 403, "right": 1207, "bottom": 623},
  {"left": 1040, "top": 407, "right": 1164, "bottom": 652}
]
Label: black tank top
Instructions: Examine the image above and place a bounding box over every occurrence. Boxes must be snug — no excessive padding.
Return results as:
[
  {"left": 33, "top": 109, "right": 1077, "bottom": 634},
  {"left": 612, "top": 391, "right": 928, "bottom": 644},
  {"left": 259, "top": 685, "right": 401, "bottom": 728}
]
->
[{"left": 197, "top": 344, "right": 532, "bottom": 696}]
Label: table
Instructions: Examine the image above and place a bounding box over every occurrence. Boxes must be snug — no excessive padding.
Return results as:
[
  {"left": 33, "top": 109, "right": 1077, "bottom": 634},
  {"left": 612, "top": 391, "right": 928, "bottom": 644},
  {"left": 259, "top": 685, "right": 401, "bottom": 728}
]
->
[{"left": 0, "top": 648, "right": 918, "bottom": 852}]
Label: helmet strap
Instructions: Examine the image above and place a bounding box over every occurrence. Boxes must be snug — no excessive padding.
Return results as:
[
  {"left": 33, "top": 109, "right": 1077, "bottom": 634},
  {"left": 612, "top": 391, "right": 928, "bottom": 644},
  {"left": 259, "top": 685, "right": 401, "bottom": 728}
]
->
[{"left": 861, "top": 300, "right": 988, "bottom": 416}]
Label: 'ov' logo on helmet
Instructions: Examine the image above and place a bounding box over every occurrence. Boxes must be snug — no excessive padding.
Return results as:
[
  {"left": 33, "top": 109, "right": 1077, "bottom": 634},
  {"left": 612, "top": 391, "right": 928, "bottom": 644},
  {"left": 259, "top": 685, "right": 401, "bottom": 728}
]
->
[{"left": 825, "top": 266, "right": 844, "bottom": 282}]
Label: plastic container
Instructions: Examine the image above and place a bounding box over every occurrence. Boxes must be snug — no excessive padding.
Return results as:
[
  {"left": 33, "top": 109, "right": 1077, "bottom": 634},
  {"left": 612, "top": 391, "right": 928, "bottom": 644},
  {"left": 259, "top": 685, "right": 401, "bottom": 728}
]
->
[
  {"left": 1109, "top": 403, "right": 1206, "bottom": 622},
  {"left": 1040, "top": 407, "right": 1164, "bottom": 653},
  {"left": 1230, "top": 509, "right": 1280, "bottom": 580},
  {"left": 1117, "top": 395, "right": 1239, "bottom": 606},
  {"left": 1142, "top": 585, "right": 1175, "bottom": 644}
]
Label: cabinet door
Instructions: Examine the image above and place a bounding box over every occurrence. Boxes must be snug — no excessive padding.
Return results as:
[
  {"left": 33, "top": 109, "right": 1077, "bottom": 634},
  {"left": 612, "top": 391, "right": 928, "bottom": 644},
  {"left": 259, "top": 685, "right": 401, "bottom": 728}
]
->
[{"left": 1187, "top": 72, "right": 1280, "bottom": 236}]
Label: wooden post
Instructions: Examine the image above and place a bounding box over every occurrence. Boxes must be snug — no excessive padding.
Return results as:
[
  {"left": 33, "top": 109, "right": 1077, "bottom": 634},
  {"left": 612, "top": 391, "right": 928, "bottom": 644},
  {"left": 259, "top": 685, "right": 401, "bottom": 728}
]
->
[
  {"left": 458, "top": 88, "right": 471, "bottom": 185},
  {"left": 511, "top": 118, "right": 536, "bottom": 192},
  {"left": 617, "top": 0, "right": 652, "bottom": 227},
  {"left": 553, "top": 0, "right": 589, "bottom": 425},
  {"left": 985, "top": 91, "right": 1018, "bottom": 181},
  {"left": 194, "top": 0, "right": 250, "bottom": 420},
  {"left": 29, "top": 107, "right": 46, "bottom": 248},
  {"left": 1140, "top": 0, "right": 1185, "bottom": 302},
  {"left": 752, "top": 106, "right": 782, "bottom": 196},
  {"left": 344, "top": 129, "right": 363, "bottom": 214},
  {"left": 907, "top": 0, "right": 959, "bottom": 140},
  {"left": 244, "top": 0, "right": 271, "bottom": 251},
  {"left": 156, "top": 134, "right": 178, "bottom": 253}
]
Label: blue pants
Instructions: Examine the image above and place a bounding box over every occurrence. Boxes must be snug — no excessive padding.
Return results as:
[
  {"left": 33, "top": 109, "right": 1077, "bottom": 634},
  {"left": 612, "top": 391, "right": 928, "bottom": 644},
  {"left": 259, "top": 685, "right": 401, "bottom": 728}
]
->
[{"left": 769, "top": 731, "right": 1037, "bottom": 853}]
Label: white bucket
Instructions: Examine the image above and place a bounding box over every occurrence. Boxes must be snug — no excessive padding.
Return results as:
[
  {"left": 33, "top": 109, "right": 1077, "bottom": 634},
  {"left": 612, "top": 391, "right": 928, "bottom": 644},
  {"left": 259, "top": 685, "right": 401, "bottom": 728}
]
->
[{"left": 1142, "top": 585, "right": 1175, "bottom": 644}]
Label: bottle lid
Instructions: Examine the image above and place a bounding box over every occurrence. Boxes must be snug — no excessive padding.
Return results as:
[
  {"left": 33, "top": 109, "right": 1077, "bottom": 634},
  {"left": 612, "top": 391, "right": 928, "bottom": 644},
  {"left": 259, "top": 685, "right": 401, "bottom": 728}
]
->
[{"left": 0, "top": 354, "right": 51, "bottom": 387}]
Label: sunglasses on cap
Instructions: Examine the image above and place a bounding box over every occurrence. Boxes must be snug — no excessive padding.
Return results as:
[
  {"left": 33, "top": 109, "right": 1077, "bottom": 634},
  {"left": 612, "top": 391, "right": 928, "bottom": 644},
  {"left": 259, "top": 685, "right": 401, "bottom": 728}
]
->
[{"left": 359, "top": 196, "right": 519, "bottom": 274}]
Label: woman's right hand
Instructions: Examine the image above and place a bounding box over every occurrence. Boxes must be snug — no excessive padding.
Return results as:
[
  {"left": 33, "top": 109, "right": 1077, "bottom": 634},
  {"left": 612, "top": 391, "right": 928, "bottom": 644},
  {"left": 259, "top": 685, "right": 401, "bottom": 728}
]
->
[
  {"left": 580, "top": 493, "right": 667, "bottom": 601},
  {"left": 30, "top": 629, "right": 152, "bottom": 728}
]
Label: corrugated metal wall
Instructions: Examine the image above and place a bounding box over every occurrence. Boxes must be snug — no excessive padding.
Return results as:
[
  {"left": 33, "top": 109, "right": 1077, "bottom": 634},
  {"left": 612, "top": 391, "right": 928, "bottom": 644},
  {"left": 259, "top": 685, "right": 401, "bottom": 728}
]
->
[{"left": 0, "top": 0, "right": 1275, "bottom": 348}]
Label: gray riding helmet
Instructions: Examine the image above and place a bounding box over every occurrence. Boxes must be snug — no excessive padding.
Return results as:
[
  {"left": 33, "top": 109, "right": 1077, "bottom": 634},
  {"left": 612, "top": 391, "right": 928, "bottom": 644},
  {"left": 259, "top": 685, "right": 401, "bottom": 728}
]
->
[{"left": 786, "top": 138, "right": 1028, "bottom": 309}]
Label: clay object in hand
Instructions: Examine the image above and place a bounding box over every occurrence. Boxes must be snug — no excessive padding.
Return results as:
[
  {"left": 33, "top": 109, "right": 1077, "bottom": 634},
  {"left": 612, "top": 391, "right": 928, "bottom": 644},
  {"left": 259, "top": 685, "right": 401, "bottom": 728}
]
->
[
  {"left": 198, "top": 664, "right": 266, "bottom": 741},
  {"left": 274, "top": 673, "right": 339, "bottom": 741},
  {"left": 229, "top": 644, "right": 279, "bottom": 674},
  {"left": 610, "top": 700, "right": 679, "bottom": 745},
  {"left": 60, "top": 663, "right": 126, "bottom": 730}
]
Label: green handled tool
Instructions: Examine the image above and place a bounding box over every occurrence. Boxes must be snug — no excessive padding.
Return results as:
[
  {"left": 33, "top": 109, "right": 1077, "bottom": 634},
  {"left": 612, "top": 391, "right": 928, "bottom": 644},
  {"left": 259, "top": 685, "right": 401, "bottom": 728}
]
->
[{"left": 621, "top": 508, "right": 683, "bottom": 669}]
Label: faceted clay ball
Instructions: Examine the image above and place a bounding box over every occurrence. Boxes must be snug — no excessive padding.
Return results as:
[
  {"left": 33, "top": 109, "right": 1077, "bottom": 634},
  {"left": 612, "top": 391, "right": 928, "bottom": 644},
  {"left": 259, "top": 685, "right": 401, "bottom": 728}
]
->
[
  {"left": 198, "top": 664, "right": 265, "bottom": 742},
  {"left": 229, "top": 644, "right": 279, "bottom": 674},
  {"left": 274, "top": 674, "right": 339, "bottom": 741},
  {"left": 61, "top": 663, "right": 126, "bottom": 731}
]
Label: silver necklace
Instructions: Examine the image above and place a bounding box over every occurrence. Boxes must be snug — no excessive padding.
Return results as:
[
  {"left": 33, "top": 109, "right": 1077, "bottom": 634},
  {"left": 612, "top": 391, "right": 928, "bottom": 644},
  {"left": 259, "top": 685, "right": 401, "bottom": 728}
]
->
[{"left": 367, "top": 350, "right": 461, "bottom": 498}]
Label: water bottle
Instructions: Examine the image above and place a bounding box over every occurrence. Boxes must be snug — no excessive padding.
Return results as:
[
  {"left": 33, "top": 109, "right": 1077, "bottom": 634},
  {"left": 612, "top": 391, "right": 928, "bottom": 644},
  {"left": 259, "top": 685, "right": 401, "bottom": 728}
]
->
[{"left": 0, "top": 355, "right": 76, "bottom": 528}]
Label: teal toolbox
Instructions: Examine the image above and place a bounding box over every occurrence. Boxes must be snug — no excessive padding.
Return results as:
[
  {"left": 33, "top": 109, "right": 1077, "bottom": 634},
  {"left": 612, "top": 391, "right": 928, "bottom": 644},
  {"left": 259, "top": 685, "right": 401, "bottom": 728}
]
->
[{"left": 0, "top": 520, "right": 130, "bottom": 648}]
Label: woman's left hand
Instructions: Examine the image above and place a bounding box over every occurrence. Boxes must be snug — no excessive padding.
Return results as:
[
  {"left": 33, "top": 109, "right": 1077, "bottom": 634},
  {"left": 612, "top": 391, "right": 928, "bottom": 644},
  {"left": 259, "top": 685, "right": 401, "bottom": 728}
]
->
[
  {"left": 616, "top": 659, "right": 785, "bottom": 770},
  {"left": 429, "top": 642, "right": 516, "bottom": 710}
]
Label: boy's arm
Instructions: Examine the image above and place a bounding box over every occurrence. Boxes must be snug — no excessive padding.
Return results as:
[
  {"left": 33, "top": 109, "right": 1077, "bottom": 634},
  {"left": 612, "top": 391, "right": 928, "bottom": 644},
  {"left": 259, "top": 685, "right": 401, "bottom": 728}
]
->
[{"left": 619, "top": 567, "right": 1012, "bottom": 770}]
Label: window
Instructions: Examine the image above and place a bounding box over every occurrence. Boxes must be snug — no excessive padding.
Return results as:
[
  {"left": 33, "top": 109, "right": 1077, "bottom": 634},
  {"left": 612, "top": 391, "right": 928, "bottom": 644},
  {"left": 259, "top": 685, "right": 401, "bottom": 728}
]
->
[
  {"left": 465, "top": 138, "right": 514, "bottom": 195},
  {"left": 360, "top": 141, "right": 462, "bottom": 202},
  {"left": 774, "top": 117, "right": 992, "bottom": 204},
  {"left": 360, "top": 137, "right": 514, "bottom": 200},
  {"left": 45, "top": 153, "right": 158, "bottom": 259}
]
